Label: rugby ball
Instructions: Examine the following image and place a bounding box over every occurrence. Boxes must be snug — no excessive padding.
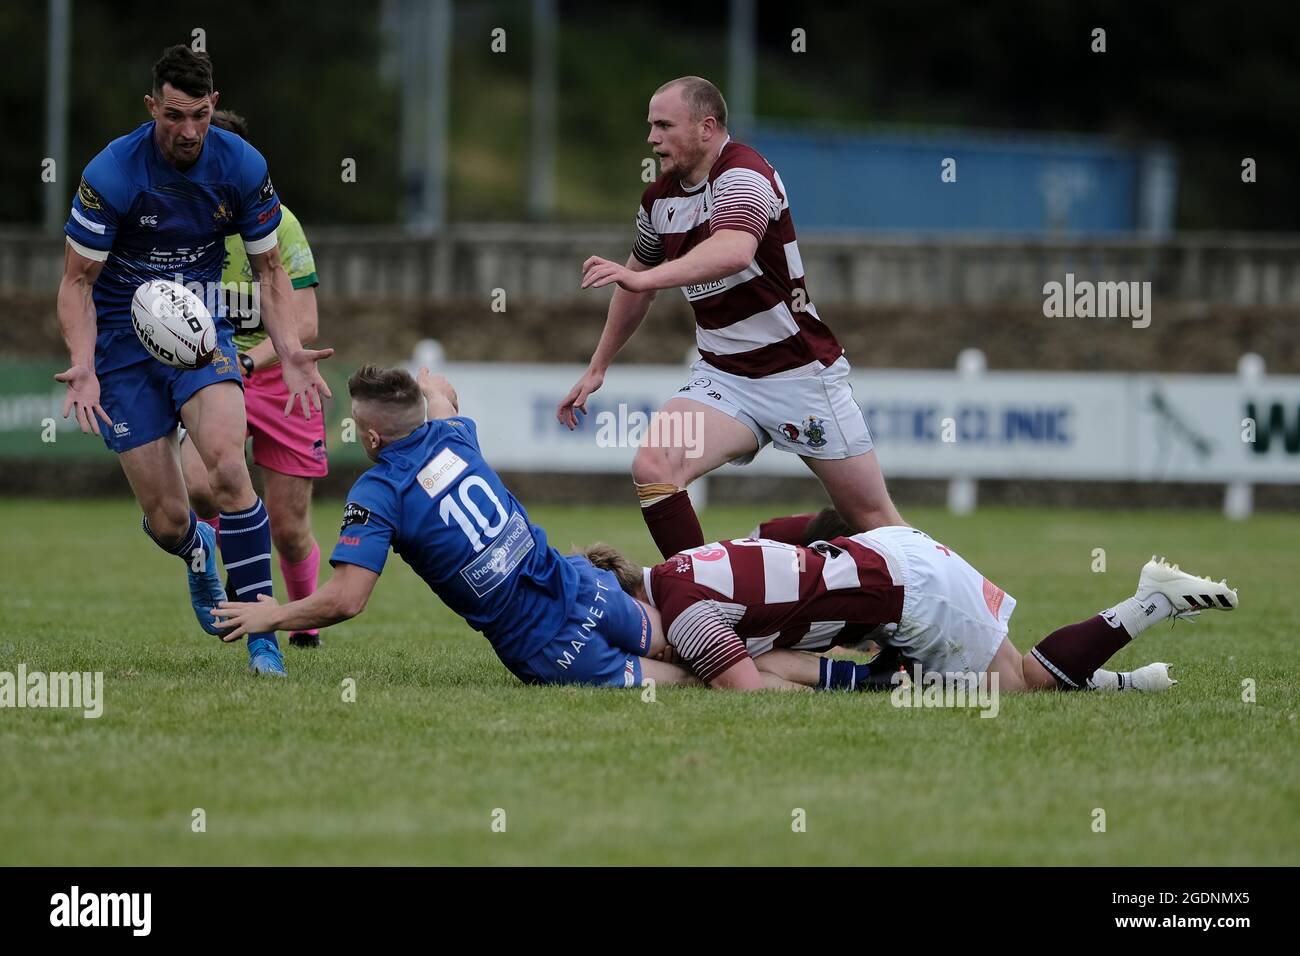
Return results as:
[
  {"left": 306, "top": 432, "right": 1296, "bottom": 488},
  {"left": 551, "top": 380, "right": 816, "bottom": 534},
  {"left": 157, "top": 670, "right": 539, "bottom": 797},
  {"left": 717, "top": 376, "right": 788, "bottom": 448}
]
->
[{"left": 131, "top": 279, "right": 216, "bottom": 370}]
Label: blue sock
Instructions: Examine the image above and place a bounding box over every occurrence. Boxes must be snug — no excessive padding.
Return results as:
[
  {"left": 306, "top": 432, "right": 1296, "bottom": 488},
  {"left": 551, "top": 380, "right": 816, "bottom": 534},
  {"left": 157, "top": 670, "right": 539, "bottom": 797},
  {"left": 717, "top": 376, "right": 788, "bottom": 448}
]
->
[
  {"left": 143, "top": 510, "right": 204, "bottom": 564},
  {"left": 217, "top": 499, "right": 278, "bottom": 649},
  {"left": 817, "top": 657, "right": 859, "bottom": 691}
]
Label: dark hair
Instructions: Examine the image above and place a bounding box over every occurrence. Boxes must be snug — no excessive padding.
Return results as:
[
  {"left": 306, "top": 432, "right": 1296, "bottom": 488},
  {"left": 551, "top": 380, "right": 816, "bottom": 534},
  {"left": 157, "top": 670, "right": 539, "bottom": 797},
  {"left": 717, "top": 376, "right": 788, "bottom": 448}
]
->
[
  {"left": 804, "top": 507, "right": 852, "bottom": 545},
  {"left": 212, "top": 110, "right": 249, "bottom": 140},
  {"left": 347, "top": 365, "right": 423, "bottom": 407},
  {"left": 655, "top": 76, "right": 728, "bottom": 128},
  {"left": 152, "top": 44, "right": 213, "bottom": 98}
]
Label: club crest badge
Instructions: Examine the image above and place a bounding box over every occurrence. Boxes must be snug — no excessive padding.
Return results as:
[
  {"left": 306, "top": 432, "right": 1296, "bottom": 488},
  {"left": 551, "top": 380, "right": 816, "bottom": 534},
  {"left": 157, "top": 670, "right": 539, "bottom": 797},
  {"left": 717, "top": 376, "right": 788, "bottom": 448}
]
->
[{"left": 803, "top": 416, "right": 828, "bottom": 448}]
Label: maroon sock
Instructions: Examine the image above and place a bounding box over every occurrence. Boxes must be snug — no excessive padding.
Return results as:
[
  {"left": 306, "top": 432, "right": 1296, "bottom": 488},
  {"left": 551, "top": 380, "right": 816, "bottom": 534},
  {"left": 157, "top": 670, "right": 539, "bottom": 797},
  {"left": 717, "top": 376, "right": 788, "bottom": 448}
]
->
[
  {"left": 641, "top": 490, "right": 705, "bottom": 558},
  {"left": 1029, "top": 614, "right": 1133, "bottom": 689}
]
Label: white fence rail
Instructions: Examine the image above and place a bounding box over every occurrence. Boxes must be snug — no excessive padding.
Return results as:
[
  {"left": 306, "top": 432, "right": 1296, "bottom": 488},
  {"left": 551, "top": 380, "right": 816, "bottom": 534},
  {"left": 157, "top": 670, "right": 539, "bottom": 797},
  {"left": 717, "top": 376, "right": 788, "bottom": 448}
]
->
[{"left": 416, "top": 343, "right": 1299, "bottom": 519}]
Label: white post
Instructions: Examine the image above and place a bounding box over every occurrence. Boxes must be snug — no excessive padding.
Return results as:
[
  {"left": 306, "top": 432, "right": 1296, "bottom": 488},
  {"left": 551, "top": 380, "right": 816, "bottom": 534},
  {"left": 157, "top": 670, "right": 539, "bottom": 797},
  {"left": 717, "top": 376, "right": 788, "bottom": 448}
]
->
[
  {"left": 1225, "top": 352, "right": 1264, "bottom": 520},
  {"left": 410, "top": 338, "right": 445, "bottom": 372},
  {"left": 947, "top": 348, "right": 985, "bottom": 515}
]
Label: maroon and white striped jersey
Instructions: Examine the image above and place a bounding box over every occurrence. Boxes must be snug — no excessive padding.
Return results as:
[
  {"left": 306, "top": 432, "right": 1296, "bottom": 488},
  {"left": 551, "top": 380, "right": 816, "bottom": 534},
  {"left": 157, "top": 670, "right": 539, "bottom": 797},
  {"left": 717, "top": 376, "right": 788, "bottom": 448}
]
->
[
  {"left": 632, "top": 139, "right": 844, "bottom": 379},
  {"left": 644, "top": 536, "right": 904, "bottom": 684}
]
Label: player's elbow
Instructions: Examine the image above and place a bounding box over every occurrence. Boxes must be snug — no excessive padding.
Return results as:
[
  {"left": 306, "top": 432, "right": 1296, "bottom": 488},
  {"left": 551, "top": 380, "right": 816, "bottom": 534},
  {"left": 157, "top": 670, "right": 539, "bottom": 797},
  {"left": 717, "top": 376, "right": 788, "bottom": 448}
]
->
[
  {"left": 336, "top": 588, "right": 370, "bottom": 621},
  {"left": 717, "top": 234, "right": 757, "bottom": 274}
]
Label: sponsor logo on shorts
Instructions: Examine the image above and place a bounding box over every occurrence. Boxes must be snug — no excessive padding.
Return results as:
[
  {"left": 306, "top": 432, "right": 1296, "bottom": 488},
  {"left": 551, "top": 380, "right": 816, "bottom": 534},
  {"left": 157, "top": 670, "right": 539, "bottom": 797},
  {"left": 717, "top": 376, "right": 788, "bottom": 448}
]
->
[
  {"left": 802, "top": 415, "right": 828, "bottom": 448},
  {"left": 624, "top": 658, "right": 637, "bottom": 687},
  {"left": 678, "top": 377, "right": 712, "bottom": 392},
  {"left": 779, "top": 422, "right": 801, "bottom": 442},
  {"left": 982, "top": 578, "right": 1006, "bottom": 619},
  {"left": 139, "top": 215, "right": 158, "bottom": 227},
  {"left": 113, "top": 421, "right": 130, "bottom": 437},
  {"left": 340, "top": 502, "right": 371, "bottom": 531},
  {"left": 209, "top": 346, "right": 233, "bottom": 376},
  {"left": 417, "top": 448, "right": 468, "bottom": 499},
  {"left": 312, "top": 438, "right": 327, "bottom": 461}
]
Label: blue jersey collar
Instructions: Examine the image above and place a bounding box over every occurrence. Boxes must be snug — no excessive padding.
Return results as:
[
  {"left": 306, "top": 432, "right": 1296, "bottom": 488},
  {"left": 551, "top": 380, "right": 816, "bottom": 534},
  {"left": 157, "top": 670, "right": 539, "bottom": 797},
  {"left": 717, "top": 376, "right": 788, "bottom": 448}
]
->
[{"left": 378, "top": 421, "right": 432, "bottom": 462}]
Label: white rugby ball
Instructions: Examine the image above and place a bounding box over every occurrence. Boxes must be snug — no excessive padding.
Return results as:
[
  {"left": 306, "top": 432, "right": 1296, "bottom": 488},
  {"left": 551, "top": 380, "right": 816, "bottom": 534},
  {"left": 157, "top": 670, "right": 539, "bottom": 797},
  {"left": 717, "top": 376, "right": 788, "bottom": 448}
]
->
[{"left": 131, "top": 279, "right": 216, "bottom": 370}]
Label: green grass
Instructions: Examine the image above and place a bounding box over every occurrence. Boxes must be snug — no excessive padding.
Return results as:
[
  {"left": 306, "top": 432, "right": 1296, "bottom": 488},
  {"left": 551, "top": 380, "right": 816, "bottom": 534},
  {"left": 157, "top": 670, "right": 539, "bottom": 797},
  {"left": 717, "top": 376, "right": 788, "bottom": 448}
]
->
[{"left": 1, "top": 500, "right": 1297, "bottom": 866}]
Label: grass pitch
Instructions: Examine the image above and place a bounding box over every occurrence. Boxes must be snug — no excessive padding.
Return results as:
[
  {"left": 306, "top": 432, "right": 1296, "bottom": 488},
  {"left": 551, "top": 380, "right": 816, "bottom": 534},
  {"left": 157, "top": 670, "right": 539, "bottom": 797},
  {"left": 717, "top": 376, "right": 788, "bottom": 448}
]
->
[{"left": 1, "top": 499, "right": 1296, "bottom": 866}]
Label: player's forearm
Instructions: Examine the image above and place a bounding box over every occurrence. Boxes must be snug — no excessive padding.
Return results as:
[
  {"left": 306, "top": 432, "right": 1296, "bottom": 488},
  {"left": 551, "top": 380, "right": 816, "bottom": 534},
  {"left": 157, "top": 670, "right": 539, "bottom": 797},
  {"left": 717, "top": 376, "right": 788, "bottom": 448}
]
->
[
  {"left": 588, "top": 288, "right": 655, "bottom": 372},
  {"left": 241, "top": 288, "right": 316, "bottom": 372},
  {"left": 56, "top": 275, "right": 99, "bottom": 368},
  {"left": 637, "top": 233, "right": 753, "bottom": 291},
  {"left": 255, "top": 266, "right": 305, "bottom": 363},
  {"left": 269, "top": 583, "right": 359, "bottom": 632}
]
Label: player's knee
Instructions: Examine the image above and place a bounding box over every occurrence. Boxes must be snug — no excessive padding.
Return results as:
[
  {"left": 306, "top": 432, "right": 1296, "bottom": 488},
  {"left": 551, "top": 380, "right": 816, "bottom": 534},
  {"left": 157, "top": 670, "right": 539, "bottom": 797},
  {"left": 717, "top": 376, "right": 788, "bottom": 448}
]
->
[
  {"left": 145, "top": 499, "right": 192, "bottom": 541},
  {"left": 631, "top": 444, "right": 683, "bottom": 487},
  {"left": 270, "top": 516, "right": 313, "bottom": 561},
  {"left": 187, "top": 486, "right": 218, "bottom": 520},
  {"left": 205, "top": 450, "right": 251, "bottom": 501}
]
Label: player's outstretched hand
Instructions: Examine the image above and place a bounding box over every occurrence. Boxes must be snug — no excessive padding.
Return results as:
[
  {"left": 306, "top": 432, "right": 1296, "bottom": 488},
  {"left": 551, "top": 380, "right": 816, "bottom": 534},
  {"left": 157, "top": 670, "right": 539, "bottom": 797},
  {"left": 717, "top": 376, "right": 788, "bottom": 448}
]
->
[
  {"left": 54, "top": 364, "right": 114, "bottom": 436},
  {"left": 418, "top": 367, "right": 459, "bottom": 413},
  {"left": 280, "top": 347, "right": 335, "bottom": 420},
  {"left": 581, "top": 255, "right": 648, "bottom": 292},
  {"left": 211, "top": 593, "right": 280, "bottom": 642},
  {"left": 556, "top": 366, "right": 604, "bottom": 430}
]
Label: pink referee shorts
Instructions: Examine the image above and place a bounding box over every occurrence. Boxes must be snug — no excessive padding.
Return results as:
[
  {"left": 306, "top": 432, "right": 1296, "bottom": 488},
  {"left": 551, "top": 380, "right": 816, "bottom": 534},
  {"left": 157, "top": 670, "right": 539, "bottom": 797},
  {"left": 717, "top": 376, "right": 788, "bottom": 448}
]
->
[{"left": 244, "top": 367, "right": 329, "bottom": 478}]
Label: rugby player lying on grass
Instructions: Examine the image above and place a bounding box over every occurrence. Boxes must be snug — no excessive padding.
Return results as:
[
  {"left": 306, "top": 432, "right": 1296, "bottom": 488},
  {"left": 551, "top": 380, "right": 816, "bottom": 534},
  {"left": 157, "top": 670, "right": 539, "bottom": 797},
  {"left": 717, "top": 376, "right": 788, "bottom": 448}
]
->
[
  {"left": 213, "top": 365, "right": 752, "bottom": 688},
  {"left": 586, "top": 527, "right": 1238, "bottom": 694}
]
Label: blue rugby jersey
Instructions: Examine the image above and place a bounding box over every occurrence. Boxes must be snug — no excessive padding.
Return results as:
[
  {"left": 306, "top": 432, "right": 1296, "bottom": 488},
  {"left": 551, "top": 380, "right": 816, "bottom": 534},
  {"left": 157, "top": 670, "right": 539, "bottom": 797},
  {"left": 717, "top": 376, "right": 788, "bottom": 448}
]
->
[
  {"left": 64, "top": 121, "right": 283, "bottom": 330},
  {"left": 330, "top": 417, "right": 581, "bottom": 664}
]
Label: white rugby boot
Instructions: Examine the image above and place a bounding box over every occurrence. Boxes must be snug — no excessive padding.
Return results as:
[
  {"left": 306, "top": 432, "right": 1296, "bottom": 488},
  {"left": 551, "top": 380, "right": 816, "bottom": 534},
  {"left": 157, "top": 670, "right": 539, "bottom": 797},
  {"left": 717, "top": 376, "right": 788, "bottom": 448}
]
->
[{"left": 1137, "top": 556, "right": 1238, "bottom": 617}]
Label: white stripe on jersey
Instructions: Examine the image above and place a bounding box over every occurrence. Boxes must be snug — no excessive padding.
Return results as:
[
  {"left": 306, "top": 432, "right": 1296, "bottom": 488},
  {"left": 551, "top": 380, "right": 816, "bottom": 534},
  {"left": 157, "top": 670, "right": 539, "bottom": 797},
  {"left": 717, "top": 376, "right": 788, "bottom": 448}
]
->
[
  {"left": 710, "top": 167, "right": 780, "bottom": 235},
  {"left": 70, "top": 206, "right": 106, "bottom": 235},
  {"left": 695, "top": 301, "right": 801, "bottom": 356},
  {"left": 680, "top": 259, "right": 764, "bottom": 303},
  {"left": 67, "top": 237, "right": 109, "bottom": 262},
  {"left": 772, "top": 170, "right": 792, "bottom": 212},
  {"left": 690, "top": 549, "right": 735, "bottom": 598},
  {"left": 761, "top": 543, "right": 801, "bottom": 604},
  {"left": 649, "top": 192, "right": 709, "bottom": 236},
  {"left": 799, "top": 620, "right": 847, "bottom": 648},
  {"left": 634, "top": 206, "right": 665, "bottom": 264},
  {"left": 820, "top": 545, "right": 862, "bottom": 591},
  {"left": 783, "top": 240, "right": 805, "bottom": 280}
]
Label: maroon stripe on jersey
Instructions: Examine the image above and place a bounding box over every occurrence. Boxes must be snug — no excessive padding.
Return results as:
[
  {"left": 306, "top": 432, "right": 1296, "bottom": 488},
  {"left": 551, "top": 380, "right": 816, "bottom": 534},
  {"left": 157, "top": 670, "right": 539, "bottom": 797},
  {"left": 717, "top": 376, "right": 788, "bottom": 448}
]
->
[
  {"left": 699, "top": 330, "right": 841, "bottom": 378},
  {"left": 690, "top": 275, "right": 799, "bottom": 330}
]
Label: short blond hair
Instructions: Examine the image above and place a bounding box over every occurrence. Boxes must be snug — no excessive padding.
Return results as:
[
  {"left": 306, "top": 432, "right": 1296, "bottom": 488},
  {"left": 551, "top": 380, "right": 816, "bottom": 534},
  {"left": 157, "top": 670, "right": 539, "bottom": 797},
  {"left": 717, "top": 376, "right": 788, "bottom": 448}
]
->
[
  {"left": 582, "top": 542, "right": 643, "bottom": 595},
  {"left": 654, "top": 76, "right": 728, "bottom": 128}
]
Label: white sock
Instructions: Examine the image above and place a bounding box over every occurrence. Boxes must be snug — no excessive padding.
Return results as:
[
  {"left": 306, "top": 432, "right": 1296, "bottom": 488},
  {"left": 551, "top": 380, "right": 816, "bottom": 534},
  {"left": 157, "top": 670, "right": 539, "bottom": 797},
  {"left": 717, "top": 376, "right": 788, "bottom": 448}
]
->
[
  {"left": 1101, "top": 593, "right": 1174, "bottom": 637},
  {"left": 1089, "top": 663, "right": 1177, "bottom": 693},
  {"left": 1086, "top": 669, "right": 1125, "bottom": 691}
]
